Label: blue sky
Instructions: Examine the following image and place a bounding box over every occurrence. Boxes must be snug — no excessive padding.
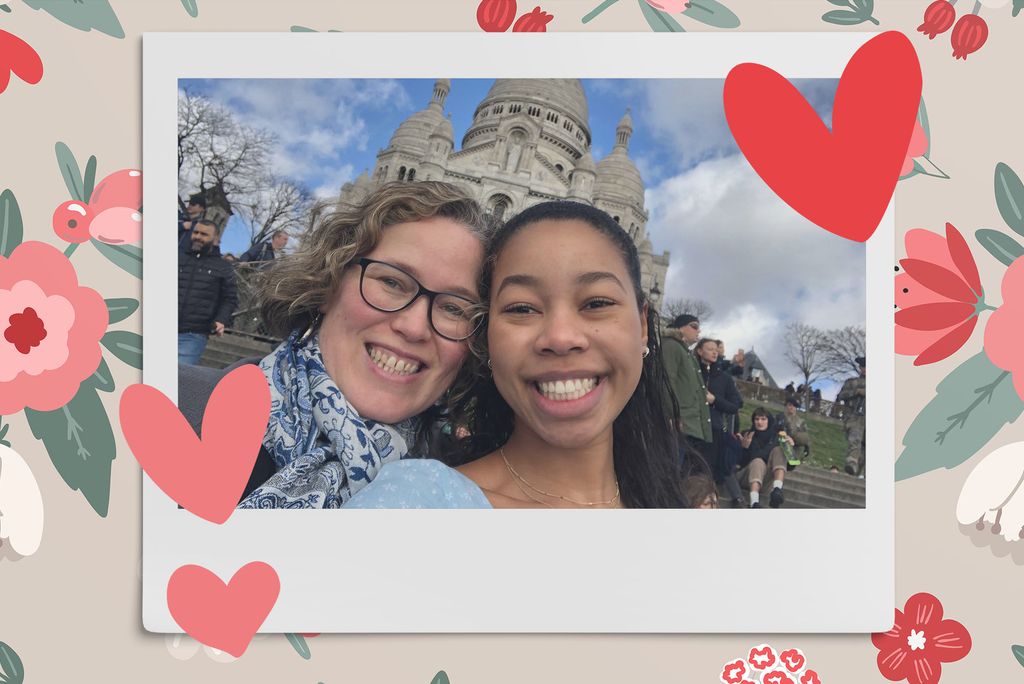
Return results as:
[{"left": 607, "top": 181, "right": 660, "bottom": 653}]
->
[{"left": 179, "top": 78, "right": 863, "bottom": 397}]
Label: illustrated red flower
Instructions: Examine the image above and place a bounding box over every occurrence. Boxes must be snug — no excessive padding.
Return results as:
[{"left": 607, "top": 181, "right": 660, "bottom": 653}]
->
[
  {"left": 950, "top": 13, "right": 988, "bottom": 59},
  {"left": 747, "top": 644, "right": 777, "bottom": 670},
  {"left": 0, "top": 29, "right": 43, "bottom": 94},
  {"left": 52, "top": 169, "right": 142, "bottom": 245},
  {"left": 0, "top": 242, "right": 107, "bottom": 414},
  {"left": 872, "top": 592, "right": 971, "bottom": 684},
  {"left": 512, "top": 6, "right": 553, "bottom": 31},
  {"left": 477, "top": 0, "right": 518, "bottom": 31},
  {"left": 984, "top": 256, "right": 1024, "bottom": 401},
  {"left": 895, "top": 223, "right": 985, "bottom": 365},
  {"left": 918, "top": 0, "right": 956, "bottom": 39},
  {"left": 720, "top": 658, "right": 748, "bottom": 684}
]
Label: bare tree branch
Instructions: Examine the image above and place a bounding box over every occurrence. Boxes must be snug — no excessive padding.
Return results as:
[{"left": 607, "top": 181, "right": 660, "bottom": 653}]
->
[
  {"left": 661, "top": 297, "right": 714, "bottom": 322},
  {"left": 784, "top": 322, "right": 828, "bottom": 405},
  {"left": 818, "top": 325, "right": 866, "bottom": 381}
]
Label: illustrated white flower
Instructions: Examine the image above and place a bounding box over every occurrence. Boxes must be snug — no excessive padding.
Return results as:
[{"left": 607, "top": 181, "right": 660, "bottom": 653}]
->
[
  {"left": 956, "top": 441, "right": 1024, "bottom": 542},
  {"left": 164, "top": 634, "right": 244, "bottom": 663},
  {"left": 0, "top": 443, "right": 45, "bottom": 559}
]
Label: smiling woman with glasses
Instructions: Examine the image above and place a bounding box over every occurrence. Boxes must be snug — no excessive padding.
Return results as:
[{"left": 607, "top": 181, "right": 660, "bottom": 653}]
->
[{"left": 178, "top": 181, "right": 490, "bottom": 510}]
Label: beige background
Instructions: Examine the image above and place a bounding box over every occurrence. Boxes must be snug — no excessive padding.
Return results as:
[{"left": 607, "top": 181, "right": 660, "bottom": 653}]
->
[{"left": 2, "top": 0, "right": 1022, "bottom": 681}]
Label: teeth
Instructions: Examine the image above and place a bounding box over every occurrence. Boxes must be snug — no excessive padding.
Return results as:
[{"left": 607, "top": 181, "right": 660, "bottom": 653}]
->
[
  {"left": 537, "top": 377, "right": 597, "bottom": 401},
  {"left": 368, "top": 346, "right": 420, "bottom": 376}
]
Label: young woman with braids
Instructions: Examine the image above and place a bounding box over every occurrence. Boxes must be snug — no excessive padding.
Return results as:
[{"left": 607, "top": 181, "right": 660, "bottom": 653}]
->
[{"left": 346, "top": 201, "right": 691, "bottom": 508}]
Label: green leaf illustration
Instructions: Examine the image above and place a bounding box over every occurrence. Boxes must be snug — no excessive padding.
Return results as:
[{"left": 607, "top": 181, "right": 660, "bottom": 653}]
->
[
  {"left": 897, "top": 351, "right": 1024, "bottom": 480},
  {"left": 918, "top": 98, "right": 931, "bottom": 157},
  {"left": 0, "top": 419, "right": 10, "bottom": 447},
  {"left": 1013, "top": 0, "right": 1022, "bottom": 16},
  {"left": 285, "top": 633, "right": 311, "bottom": 660},
  {"left": 976, "top": 229, "right": 1024, "bottom": 267},
  {"left": 0, "top": 189, "right": 24, "bottom": 258},
  {"left": 637, "top": 0, "right": 685, "bottom": 31},
  {"left": 682, "top": 0, "right": 740, "bottom": 28},
  {"left": 822, "top": 9, "right": 866, "bottom": 25},
  {"left": 91, "top": 238, "right": 142, "bottom": 278},
  {"left": 1014, "top": 644, "right": 1024, "bottom": 667},
  {"left": 83, "top": 356, "right": 116, "bottom": 393},
  {"left": 995, "top": 162, "right": 1024, "bottom": 237},
  {"left": 24, "top": 383, "right": 115, "bottom": 517},
  {"left": 289, "top": 25, "right": 342, "bottom": 32},
  {"left": 101, "top": 330, "right": 143, "bottom": 369},
  {"left": 0, "top": 641, "right": 24, "bottom": 684},
  {"left": 180, "top": 0, "right": 198, "bottom": 17},
  {"left": 22, "top": 0, "right": 125, "bottom": 39},
  {"left": 55, "top": 142, "right": 85, "bottom": 202},
  {"left": 105, "top": 297, "right": 139, "bottom": 324},
  {"left": 82, "top": 155, "right": 98, "bottom": 203},
  {"left": 431, "top": 672, "right": 451, "bottom": 684},
  {"left": 0, "top": 5, "right": 11, "bottom": 13}
]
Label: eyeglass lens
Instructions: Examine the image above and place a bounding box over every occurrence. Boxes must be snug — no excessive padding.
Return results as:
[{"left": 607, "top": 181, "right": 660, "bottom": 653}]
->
[{"left": 361, "top": 261, "right": 477, "bottom": 340}]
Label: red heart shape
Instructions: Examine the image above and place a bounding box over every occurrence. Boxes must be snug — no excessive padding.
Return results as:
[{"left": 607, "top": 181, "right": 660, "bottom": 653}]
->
[
  {"left": 120, "top": 364, "right": 270, "bottom": 523},
  {"left": 0, "top": 30, "right": 43, "bottom": 94},
  {"left": 780, "top": 648, "right": 806, "bottom": 673},
  {"left": 724, "top": 31, "right": 921, "bottom": 242},
  {"left": 167, "top": 561, "right": 280, "bottom": 657}
]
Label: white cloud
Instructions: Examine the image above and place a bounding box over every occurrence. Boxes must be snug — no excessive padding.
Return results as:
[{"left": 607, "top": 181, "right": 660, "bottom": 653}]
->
[{"left": 647, "top": 153, "right": 864, "bottom": 394}]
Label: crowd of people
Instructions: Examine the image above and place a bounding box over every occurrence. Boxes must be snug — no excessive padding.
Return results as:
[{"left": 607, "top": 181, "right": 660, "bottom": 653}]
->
[
  {"left": 176, "top": 193, "right": 289, "bottom": 365},
  {"left": 175, "top": 180, "right": 865, "bottom": 509}
]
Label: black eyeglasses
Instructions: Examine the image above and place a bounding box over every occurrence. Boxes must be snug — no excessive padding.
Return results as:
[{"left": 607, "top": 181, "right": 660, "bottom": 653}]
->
[{"left": 357, "top": 258, "right": 483, "bottom": 342}]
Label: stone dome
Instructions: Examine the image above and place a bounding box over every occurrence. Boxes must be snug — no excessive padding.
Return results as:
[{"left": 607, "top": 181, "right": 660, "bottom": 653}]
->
[
  {"left": 387, "top": 79, "right": 449, "bottom": 155},
  {"left": 431, "top": 115, "right": 454, "bottom": 142},
  {"left": 595, "top": 149, "right": 644, "bottom": 205},
  {"left": 575, "top": 150, "right": 597, "bottom": 174},
  {"left": 482, "top": 79, "right": 589, "bottom": 127}
]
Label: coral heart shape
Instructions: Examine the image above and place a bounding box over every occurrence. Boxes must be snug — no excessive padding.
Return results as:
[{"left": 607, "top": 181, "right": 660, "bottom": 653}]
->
[
  {"left": 724, "top": 31, "right": 921, "bottom": 242},
  {"left": 120, "top": 364, "right": 270, "bottom": 523},
  {"left": 166, "top": 561, "right": 280, "bottom": 657}
]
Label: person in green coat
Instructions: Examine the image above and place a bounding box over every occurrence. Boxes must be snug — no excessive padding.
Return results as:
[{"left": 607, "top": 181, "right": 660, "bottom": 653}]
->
[{"left": 662, "top": 314, "right": 712, "bottom": 464}]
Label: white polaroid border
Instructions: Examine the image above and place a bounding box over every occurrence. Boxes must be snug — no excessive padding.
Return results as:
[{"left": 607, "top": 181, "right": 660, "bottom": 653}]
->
[{"left": 143, "top": 32, "right": 893, "bottom": 633}]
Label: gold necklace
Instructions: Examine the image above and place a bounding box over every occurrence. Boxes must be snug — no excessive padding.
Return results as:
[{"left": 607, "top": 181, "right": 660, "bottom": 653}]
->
[
  {"left": 500, "top": 447, "right": 621, "bottom": 507},
  {"left": 506, "top": 469, "right": 554, "bottom": 508}
]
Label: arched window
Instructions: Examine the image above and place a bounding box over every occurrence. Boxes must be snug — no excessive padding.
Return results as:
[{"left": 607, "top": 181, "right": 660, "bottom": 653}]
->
[
  {"left": 407, "top": 168, "right": 416, "bottom": 181},
  {"left": 487, "top": 194, "right": 512, "bottom": 222},
  {"left": 555, "top": 164, "right": 564, "bottom": 174},
  {"left": 398, "top": 166, "right": 407, "bottom": 181}
]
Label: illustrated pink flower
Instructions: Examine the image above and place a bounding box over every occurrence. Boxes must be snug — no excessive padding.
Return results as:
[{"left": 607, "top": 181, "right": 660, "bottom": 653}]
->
[
  {"left": 918, "top": 0, "right": 956, "bottom": 39},
  {"left": 52, "top": 169, "right": 142, "bottom": 245},
  {"left": 950, "top": 13, "right": 988, "bottom": 59},
  {"left": 895, "top": 223, "right": 986, "bottom": 365},
  {"left": 872, "top": 592, "right": 971, "bottom": 684},
  {"left": 512, "top": 6, "right": 553, "bottom": 31},
  {"left": 900, "top": 119, "right": 929, "bottom": 176},
  {"left": 984, "top": 256, "right": 1024, "bottom": 401},
  {"left": 644, "top": 0, "right": 688, "bottom": 11},
  {"left": 0, "top": 242, "right": 107, "bottom": 414}
]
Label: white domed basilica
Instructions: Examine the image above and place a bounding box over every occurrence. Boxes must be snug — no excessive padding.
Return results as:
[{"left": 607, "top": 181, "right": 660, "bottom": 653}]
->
[{"left": 340, "top": 79, "right": 669, "bottom": 309}]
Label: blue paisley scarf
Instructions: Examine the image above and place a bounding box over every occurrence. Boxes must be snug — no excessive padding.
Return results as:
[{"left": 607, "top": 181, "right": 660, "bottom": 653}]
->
[{"left": 237, "top": 330, "right": 420, "bottom": 509}]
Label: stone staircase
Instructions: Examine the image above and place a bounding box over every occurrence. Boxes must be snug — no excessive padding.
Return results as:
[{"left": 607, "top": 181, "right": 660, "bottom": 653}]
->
[
  {"left": 198, "top": 329, "right": 277, "bottom": 369},
  {"left": 722, "top": 465, "right": 865, "bottom": 509}
]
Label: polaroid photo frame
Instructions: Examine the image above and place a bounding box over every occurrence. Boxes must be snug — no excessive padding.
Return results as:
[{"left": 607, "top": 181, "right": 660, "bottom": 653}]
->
[{"left": 143, "top": 32, "right": 894, "bottom": 633}]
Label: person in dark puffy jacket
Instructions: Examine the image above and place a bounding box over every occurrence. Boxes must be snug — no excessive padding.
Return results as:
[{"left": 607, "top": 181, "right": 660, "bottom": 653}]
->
[{"left": 178, "top": 219, "right": 238, "bottom": 365}]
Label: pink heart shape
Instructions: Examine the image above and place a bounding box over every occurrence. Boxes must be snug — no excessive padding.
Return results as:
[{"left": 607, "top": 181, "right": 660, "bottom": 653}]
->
[
  {"left": 724, "top": 31, "right": 921, "bottom": 243},
  {"left": 120, "top": 364, "right": 270, "bottom": 523},
  {"left": 167, "top": 561, "right": 280, "bottom": 657}
]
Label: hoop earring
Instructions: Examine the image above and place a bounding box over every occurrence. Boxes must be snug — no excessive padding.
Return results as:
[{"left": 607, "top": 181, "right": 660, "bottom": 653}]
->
[
  {"left": 642, "top": 345, "right": 650, "bottom": 359},
  {"left": 487, "top": 358, "right": 492, "bottom": 369}
]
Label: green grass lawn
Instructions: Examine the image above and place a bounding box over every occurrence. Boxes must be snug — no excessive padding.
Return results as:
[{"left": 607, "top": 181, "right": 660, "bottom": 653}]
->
[{"left": 734, "top": 399, "right": 848, "bottom": 471}]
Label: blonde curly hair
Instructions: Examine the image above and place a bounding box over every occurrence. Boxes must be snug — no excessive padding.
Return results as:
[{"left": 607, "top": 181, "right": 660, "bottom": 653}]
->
[{"left": 258, "top": 181, "right": 490, "bottom": 338}]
